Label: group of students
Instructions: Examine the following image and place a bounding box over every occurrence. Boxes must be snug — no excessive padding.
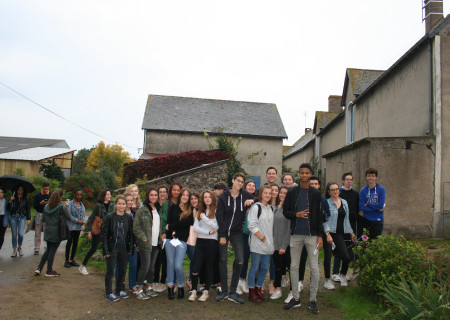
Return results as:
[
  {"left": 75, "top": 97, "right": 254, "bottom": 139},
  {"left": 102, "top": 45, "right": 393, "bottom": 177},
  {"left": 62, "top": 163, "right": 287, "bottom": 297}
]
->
[{"left": 1, "top": 162, "right": 385, "bottom": 315}]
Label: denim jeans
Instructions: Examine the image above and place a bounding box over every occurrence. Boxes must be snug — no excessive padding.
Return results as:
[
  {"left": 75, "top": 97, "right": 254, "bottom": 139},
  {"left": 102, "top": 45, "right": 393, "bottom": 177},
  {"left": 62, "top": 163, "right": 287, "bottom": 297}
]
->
[
  {"left": 219, "top": 234, "right": 244, "bottom": 294},
  {"left": 269, "top": 256, "right": 275, "bottom": 282},
  {"left": 289, "top": 235, "right": 319, "bottom": 301},
  {"left": 115, "top": 245, "right": 138, "bottom": 288},
  {"left": 10, "top": 214, "right": 25, "bottom": 249},
  {"left": 239, "top": 233, "right": 251, "bottom": 280},
  {"left": 186, "top": 244, "right": 195, "bottom": 281},
  {"left": 248, "top": 252, "right": 271, "bottom": 288},
  {"left": 165, "top": 240, "right": 187, "bottom": 287}
]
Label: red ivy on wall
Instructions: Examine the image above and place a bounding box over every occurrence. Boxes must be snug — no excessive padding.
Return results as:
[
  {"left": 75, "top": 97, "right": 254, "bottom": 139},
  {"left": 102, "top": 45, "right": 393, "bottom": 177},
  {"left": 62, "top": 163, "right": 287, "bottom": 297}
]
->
[{"left": 123, "top": 149, "right": 231, "bottom": 185}]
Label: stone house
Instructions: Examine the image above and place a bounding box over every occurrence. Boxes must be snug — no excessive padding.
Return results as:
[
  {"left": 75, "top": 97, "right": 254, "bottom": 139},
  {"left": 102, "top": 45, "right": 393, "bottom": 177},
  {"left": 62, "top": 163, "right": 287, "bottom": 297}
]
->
[
  {"left": 316, "top": 6, "right": 450, "bottom": 238},
  {"left": 0, "top": 136, "right": 75, "bottom": 177},
  {"left": 141, "top": 95, "right": 287, "bottom": 187}
]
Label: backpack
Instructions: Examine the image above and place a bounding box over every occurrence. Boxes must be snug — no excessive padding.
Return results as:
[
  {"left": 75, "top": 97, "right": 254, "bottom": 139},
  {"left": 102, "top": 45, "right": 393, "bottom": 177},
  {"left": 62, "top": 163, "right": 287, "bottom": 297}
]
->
[{"left": 243, "top": 203, "right": 273, "bottom": 235}]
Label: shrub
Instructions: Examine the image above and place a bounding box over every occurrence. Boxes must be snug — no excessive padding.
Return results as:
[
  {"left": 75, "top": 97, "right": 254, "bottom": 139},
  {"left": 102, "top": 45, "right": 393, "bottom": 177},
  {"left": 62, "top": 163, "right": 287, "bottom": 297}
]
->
[
  {"left": 65, "top": 172, "right": 106, "bottom": 209},
  {"left": 382, "top": 274, "right": 450, "bottom": 319},
  {"left": 352, "top": 235, "right": 435, "bottom": 294}
]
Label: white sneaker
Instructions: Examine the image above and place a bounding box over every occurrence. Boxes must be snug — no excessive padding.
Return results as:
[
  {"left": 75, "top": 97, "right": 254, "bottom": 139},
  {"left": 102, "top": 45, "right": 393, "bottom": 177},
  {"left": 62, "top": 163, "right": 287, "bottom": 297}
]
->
[
  {"left": 270, "top": 288, "right": 282, "bottom": 300},
  {"left": 346, "top": 274, "right": 352, "bottom": 282},
  {"left": 298, "top": 282, "right": 303, "bottom": 292},
  {"left": 324, "top": 279, "right": 335, "bottom": 290},
  {"left": 238, "top": 279, "right": 249, "bottom": 294},
  {"left": 340, "top": 275, "right": 348, "bottom": 287},
  {"left": 284, "top": 291, "right": 293, "bottom": 304},
  {"left": 236, "top": 286, "right": 243, "bottom": 295},
  {"left": 281, "top": 275, "right": 289, "bottom": 288},
  {"left": 188, "top": 290, "right": 197, "bottom": 301},
  {"left": 331, "top": 274, "right": 340, "bottom": 282},
  {"left": 198, "top": 290, "right": 209, "bottom": 302},
  {"left": 79, "top": 266, "right": 89, "bottom": 275}
]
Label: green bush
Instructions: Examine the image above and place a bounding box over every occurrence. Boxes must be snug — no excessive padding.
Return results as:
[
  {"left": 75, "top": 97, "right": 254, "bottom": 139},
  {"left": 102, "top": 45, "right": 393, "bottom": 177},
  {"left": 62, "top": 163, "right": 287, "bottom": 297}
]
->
[
  {"left": 65, "top": 172, "right": 106, "bottom": 209},
  {"left": 352, "top": 235, "right": 435, "bottom": 294},
  {"left": 382, "top": 274, "right": 450, "bottom": 319}
]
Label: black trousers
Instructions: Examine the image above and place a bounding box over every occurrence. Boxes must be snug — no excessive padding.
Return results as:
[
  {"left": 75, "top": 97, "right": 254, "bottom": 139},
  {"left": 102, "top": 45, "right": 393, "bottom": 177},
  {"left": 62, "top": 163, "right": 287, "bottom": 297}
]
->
[
  {"left": 65, "top": 230, "right": 81, "bottom": 261},
  {"left": 105, "top": 247, "right": 128, "bottom": 295},
  {"left": 191, "top": 238, "right": 217, "bottom": 291},
  {"left": 38, "top": 241, "right": 60, "bottom": 272},
  {"left": 0, "top": 215, "right": 6, "bottom": 250},
  {"left": 330, "top": 233, "right": 353, "bottom": 275},
  {"left": 273, "top": 250, "right": 288, "bottom": 288},
  {"left": 153, "top": 245, "right": 167, "bottom": 283},
  {"left": 82, "top": 233, "right": 102, "bottom": 266}
]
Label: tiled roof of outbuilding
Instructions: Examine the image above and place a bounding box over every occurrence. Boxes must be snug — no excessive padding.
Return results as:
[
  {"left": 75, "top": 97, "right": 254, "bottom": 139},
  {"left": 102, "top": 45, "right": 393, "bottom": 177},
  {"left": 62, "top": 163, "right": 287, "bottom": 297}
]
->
[{"left": 142, "top": 95, "right": 288, "bottom": 139}]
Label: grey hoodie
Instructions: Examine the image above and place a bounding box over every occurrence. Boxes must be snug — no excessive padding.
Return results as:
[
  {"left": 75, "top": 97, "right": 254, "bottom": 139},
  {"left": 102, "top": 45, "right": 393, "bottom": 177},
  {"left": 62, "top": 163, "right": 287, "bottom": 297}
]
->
[{"left": 248, "top": 202, "right": 274, "bottom": 255}]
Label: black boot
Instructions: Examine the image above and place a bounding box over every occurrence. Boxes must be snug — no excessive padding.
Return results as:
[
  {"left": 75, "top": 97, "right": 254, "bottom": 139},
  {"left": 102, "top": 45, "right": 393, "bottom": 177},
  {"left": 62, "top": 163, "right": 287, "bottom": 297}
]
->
[
  {"left": 177, "top": 287, "right": 184, "bottom": 299},
  {"left": 168, "top": 287, "right": 175, "bottom": 300}
]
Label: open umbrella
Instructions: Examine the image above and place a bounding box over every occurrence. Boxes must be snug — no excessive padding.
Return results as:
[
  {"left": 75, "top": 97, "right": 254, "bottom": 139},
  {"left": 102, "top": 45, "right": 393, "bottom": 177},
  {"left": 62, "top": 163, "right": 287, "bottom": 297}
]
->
[{"left": 0, "top": 175, "right": 36, "bottom": 193}]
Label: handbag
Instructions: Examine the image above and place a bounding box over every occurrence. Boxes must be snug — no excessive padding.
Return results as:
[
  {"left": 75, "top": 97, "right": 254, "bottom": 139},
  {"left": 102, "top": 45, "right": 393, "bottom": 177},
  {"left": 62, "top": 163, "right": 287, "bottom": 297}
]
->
[
  {"left": 59, "top": 210, "right": 70, "bottom": 241},
  {"left": 91, "top": 206, "right": 103, "bottom": 236}
]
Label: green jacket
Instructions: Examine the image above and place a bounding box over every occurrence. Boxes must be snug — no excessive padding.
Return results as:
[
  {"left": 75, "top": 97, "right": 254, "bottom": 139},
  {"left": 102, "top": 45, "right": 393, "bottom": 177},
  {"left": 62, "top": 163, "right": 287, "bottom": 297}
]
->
[
  {"left": 133, "top": 203, "right": 158, "bottom": 251},
  {"left": 43, "top": 203, "right": 76, "bottom": 242},
  {"left": 86, "top": 201, "right": 114, "bottom": 233}
]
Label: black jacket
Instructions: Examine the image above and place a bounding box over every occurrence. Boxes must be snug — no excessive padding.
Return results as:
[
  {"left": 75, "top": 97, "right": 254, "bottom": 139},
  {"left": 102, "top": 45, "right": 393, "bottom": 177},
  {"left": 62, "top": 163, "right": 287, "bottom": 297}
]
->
[
  {"left": 166, "top": 204, "right": 193, "bottom": 242},
  {"left": 339, "top": 187, "right": 359, "bottom": 232},
  {"left": 216, "top": 188, "right": 256, "bottom": 238},
  {"left": 7, "top": 197, "right": 31, "bottom": 220},
  {"left": 282, "top": 186, "right": 323, "bottom": 236},
  {"left": 102, "top": 212, "right": 134, "bottom": 256}
]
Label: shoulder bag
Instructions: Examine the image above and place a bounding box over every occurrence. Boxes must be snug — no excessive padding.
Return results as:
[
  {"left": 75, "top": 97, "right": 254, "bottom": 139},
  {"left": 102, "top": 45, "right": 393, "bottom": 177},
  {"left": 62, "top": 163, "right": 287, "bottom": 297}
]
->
[{"left": 91, "top": 206, "right": 103, "bottom": 236}]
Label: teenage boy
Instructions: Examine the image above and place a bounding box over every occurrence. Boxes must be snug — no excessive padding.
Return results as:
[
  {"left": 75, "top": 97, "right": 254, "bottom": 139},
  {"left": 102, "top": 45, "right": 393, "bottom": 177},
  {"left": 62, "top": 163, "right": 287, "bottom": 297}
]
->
[
  {"left": 359, "top": 168, "right": 385, "bottom": 239},
  {"left": 216, "top": 173, "right": 255, "bottom": 304},
  {"left": 283, "top": 163, "right": 323, "bottom": 314},
  {"left": 33, "top": 182, "right": 51, "bottom": 255},
  {"left": 265, "top": 167, "right": 278, "bottom": 185},
  {"left": 331, "top": 172, "right": 360, "bottom": 283}
]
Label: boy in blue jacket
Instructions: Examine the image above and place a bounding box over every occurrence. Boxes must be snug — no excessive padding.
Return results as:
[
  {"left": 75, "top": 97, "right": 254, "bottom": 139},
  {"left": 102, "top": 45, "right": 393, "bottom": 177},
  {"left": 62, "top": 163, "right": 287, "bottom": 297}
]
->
[{"left": 359, "top": 168, "right": 385, "bottom": 239}]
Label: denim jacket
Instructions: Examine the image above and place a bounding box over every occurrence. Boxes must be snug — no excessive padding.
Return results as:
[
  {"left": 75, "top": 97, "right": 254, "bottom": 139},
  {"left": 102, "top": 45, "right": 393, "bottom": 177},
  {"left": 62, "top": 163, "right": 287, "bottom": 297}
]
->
[
  {"left": 323, "top": 197, "right": 353, "bottom": 234},
  {"left": 68, "top": 200, "right": 85, "bottom": 231}
]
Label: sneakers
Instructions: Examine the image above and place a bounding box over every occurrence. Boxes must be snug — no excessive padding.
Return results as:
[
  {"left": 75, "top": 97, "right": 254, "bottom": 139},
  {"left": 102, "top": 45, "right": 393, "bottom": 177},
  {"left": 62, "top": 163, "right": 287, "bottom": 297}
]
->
[
  {"left": 188, "top": 290, "right": 197, "bottom": 302},
  {"left": 45, "top": 270, "right": 60, "bottom": 277},
  {"left": 69, "top": 260, "right": 80, "bottom": 267},
  {"left": 331, "top": 274, "right": 341, "bottom": 282},
  {"left": 11, "top": 250, "right": 17, "bottom": 258},
  {"left": 34, "top": 250, "right": 39, "bottom": 255},
  {"left": 217, "top": 286, "right": 222, "bottom": 294},
  {"left": 136, "top": 290, "right": 150, "bottom": 300},
  {"left": 324, "top": 279, "right": 336, "bottom": 290},
  {"left": 79, "top": 266, "right": 89, "bottom": 275},
  {"left": 153, "top": 283, "right": 168, "bottom": 292},
  {"left": 270, "top": 288, "right": 282, "bottom": 300},
  {"left": 117, "top": 291, "right": 129, "bottom": 299},
  {"left": 34, "top": 269, "right": 41, "bottom": 276},
  {"left": 298, "top": 282, "right": 303, "bottom": 292},
  {"left": 284, "top": 298, "right": 301, "bottom": 310},
  {"left": 145, "top": 287, "right": 158, "bottom": 298},
  {"left": 340, "top": 275, "right": 348, "bottom": 287},
  {"left": 309, "top": 300, "right": 319, "bottom": 314},
  {"left": 281, "top": 275, "right": 289, "bottom": 288},
  {"left": 198, "top": 290, "right": 209, "bottom": 302},
  {"left": 284, "top": 292, "right": 293, "bottom": 304},
  {"left": 216, "top": 290, "right": 228, "bottom": 302},
  {"left": 18, "top": 247, "right": 23, "bottom": 256},
  {"left": 64, "top": 261, "right": 71, "bottom": 268},
  {"left": 228, "top": 292, "right": 244, "bottom": 304},
  {"left": 236, "top": 285, "right": 243, "bottom": 295},
  {"left": 130, "top": 286, "right": 139, "bottom": 295},
  {"left": 106, "top": 293, "right": 120, "bottom": 302}
]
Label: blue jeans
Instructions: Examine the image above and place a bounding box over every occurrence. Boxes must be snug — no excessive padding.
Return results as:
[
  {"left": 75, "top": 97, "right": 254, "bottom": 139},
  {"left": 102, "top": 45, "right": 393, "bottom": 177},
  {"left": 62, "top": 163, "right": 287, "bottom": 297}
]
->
[
  {"left": 269, "top": 256, "right": 275, "bottom": 282},
  {"left": 186, "top": 244, "right": 195, "bottom": 281},
  {"left": 239, "top": 233, "right": 251, "bottom": 280},
  {"left": 248, "top": 252, "right": 271, "bottom": 288},
  {"left": 115, "top": 246, "right": 138, "bottom": 288},
  {"left": 165, "top": 240, "right": 187, "bottom": 287},
  {"left": 10, "top": 215, "right": 25, "bottom": 249}
]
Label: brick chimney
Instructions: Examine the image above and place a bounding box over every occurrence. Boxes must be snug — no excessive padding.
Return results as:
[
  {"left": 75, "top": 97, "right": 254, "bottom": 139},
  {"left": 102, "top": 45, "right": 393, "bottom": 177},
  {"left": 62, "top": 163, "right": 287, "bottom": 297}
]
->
[
  {"left": 424, "top": 0, "right": 443, "bottom": 33},
  {"left": 328, "top": 95, "right": 342, "bottom": 113}
]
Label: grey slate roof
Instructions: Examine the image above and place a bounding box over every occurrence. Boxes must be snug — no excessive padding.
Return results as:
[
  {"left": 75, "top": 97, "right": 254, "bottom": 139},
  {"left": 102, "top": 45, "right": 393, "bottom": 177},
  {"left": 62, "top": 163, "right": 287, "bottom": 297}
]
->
[
  {"left": 347, "top": 68, "right": 385, "bottom": 95},
  {"left": 283, "top": 131, "right": 315, "bottom": 159},
  {"left": 0, "top": 136, "right": 69, "bottom": 154},
  {"left": 0, "top": 147, "right": 75, "bottom": 161},
  {"left": 142, "top": 95, "right": 288, "bottom": 139}
]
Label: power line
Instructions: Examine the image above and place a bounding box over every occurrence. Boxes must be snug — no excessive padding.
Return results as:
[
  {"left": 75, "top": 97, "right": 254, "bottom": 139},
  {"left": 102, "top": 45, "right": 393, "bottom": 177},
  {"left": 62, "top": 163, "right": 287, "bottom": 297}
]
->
[{"left": 0, "top": 81, "right": 141, "bottom": 151}]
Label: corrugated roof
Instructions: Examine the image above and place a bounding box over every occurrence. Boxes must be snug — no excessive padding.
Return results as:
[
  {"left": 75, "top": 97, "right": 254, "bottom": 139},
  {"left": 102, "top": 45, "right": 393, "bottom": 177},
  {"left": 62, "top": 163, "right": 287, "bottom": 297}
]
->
[
  {"left": 283, "top": 131, "right": 315, "bottom": 159},
  {"left": 142, "top": 95, "right": 288, "bottom": 139},
  {"left": 0, "top": 147, "right": 75, "bottom": 161},
  {"left": 0, "top": 136, "right": 69, "bottom": 154}
]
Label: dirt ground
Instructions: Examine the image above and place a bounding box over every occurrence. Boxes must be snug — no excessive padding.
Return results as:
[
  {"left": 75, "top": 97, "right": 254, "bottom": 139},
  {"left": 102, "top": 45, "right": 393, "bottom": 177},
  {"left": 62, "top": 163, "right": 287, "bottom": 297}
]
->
[{"left": 0, "top": 229, "right": 348, "bottom": 320}]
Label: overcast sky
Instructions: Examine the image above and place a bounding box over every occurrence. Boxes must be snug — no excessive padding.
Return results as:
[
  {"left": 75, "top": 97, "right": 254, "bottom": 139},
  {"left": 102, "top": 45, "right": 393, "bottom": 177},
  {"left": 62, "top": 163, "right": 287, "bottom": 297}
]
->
[{"left": 1, "top": 0, "right": 448, "bottom": 158}]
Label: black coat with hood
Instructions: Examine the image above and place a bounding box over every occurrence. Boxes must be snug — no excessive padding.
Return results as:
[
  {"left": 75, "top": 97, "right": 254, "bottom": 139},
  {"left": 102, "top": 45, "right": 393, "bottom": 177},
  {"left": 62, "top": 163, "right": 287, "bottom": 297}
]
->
[{"left": 216, "top": 188, "right": 256, "bottom": 238}]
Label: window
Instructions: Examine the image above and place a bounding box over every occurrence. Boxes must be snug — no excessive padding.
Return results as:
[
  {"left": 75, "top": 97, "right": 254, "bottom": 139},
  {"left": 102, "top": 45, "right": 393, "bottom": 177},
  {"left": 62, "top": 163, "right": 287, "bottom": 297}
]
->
[{"left": 346, "top": 102, "right": 354, "bottom": 144}]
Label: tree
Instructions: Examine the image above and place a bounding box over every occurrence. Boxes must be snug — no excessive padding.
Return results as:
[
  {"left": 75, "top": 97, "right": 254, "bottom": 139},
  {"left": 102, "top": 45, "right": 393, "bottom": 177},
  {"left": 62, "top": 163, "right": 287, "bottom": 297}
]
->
[
  {"left": 72, "top": 147, "right": 94, "bottom": 175},
  {"left": 39, "top": 160, "right": 65, "bottom": 184},
  {"left": 86, "top": 141, "right": 133, "bottom": 177}
]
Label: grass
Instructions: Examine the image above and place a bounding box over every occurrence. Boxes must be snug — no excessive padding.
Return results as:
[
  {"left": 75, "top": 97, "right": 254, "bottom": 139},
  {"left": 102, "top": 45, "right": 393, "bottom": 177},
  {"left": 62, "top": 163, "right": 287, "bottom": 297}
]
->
[{"left": 327, "top": 286, "right": 384, "bottom": 320}]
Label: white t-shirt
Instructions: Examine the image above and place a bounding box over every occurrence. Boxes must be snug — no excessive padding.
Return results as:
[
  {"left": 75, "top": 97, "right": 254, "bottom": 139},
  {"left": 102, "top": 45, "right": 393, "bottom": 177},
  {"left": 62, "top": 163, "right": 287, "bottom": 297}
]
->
[{"left": 151, "top": 209, "right": 160, "bottom": 246}]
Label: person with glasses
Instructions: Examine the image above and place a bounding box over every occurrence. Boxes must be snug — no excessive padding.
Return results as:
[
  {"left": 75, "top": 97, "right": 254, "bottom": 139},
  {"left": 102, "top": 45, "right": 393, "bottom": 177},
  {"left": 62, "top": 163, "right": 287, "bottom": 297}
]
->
[
  {"left": 324, "top": 182, "right": 356, "bottom": 287},
  {"left": 215, "top": 172, "right": 255, "bottom": 304}
]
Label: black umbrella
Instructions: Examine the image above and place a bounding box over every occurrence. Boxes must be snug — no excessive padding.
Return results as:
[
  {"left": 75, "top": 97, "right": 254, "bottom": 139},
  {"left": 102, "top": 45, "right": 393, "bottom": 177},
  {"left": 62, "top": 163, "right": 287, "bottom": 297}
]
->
[{"left": 0, "top": 175, "right": 36, "bottom": 193}]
